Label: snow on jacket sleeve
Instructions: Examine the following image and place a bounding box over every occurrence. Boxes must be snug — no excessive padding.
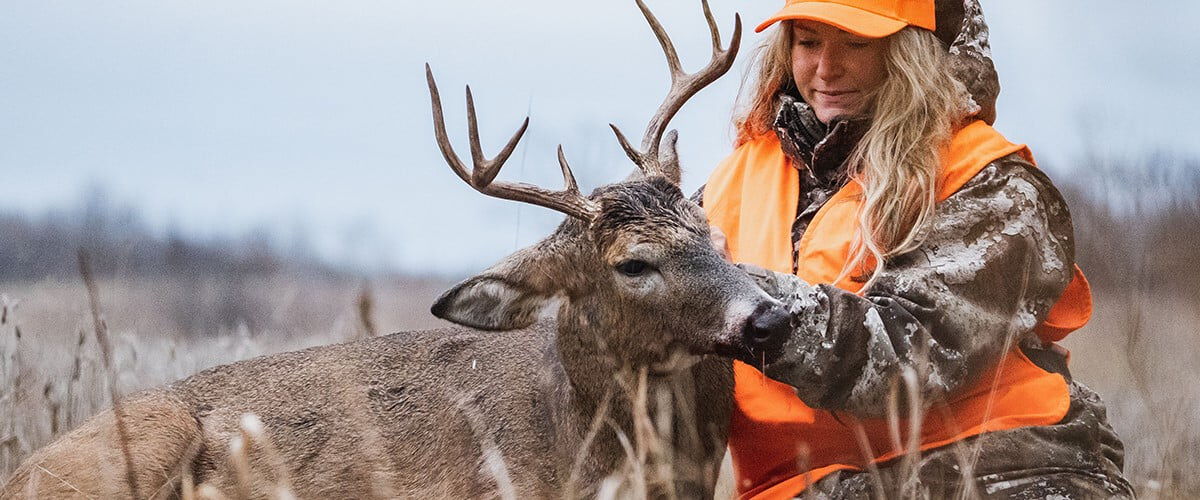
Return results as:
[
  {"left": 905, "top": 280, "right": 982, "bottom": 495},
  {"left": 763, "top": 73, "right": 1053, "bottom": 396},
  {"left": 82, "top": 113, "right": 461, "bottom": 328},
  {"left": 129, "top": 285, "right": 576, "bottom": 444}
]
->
[{"left": 741, "top": 155, "right": 1076, "bottom": 418}]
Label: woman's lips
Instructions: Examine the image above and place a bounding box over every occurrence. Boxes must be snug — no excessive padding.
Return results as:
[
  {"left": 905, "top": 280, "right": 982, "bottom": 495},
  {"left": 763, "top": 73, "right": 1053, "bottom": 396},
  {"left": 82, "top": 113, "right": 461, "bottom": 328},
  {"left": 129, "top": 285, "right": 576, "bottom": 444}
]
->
[
  {"left": 816, "top": 90, "right": 857, "bottom": 98},
  {"left": 813, "top": 90, "right": 860, "bottom": 107}
]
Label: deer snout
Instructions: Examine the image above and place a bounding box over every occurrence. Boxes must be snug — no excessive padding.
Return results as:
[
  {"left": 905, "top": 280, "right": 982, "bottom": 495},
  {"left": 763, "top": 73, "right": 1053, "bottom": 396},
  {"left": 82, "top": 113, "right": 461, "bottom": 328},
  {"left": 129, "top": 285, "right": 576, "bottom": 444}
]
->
[{"left": 742, "top": 301, "right": 791, "bottom": 359}]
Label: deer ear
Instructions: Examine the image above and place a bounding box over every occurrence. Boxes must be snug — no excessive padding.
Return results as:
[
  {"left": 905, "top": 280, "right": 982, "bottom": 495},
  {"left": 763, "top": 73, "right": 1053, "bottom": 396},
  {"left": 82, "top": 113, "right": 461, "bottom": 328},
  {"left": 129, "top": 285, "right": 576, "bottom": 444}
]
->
[{"left": 431, "top": 247, "right": 558, "bottom": 331}]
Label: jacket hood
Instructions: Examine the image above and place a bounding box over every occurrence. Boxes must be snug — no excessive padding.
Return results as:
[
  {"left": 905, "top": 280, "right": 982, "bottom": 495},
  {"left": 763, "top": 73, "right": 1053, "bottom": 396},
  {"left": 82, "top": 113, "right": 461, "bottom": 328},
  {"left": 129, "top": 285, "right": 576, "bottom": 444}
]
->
[{"left": 936, "top": 0, "right": 1000, "bottom": 124}]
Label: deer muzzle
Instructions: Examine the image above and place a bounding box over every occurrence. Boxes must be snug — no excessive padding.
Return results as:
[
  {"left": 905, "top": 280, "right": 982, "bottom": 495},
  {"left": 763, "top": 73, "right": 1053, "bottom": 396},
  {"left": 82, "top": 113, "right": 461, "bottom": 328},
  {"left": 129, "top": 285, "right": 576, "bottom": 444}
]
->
[{"left": 741, "top": 301, "right": 791, "bottom": 362}]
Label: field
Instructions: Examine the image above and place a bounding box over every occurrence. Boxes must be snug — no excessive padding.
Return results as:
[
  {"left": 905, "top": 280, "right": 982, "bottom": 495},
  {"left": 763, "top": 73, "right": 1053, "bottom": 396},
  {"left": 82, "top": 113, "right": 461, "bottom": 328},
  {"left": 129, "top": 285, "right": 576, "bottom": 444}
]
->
[
  {"left": 1, "top": 271, "right": 1198, "bottom": 497},
  {"left": 0, "top": 275, "right": 452, "bottom": 493},
  {"left": 1062, "top": 290, "right": 1200, "bottom": 497}
]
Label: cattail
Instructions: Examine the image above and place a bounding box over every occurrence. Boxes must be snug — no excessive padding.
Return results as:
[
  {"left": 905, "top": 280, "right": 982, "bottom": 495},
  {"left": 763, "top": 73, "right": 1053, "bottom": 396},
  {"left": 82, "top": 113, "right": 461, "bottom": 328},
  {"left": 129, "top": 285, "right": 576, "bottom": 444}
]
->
[
  {"left": 78, "top": 249, "right": 141, "bottom": 499},
  {"left": 356, "top": 283, "right": 377, "bottom": 338}
]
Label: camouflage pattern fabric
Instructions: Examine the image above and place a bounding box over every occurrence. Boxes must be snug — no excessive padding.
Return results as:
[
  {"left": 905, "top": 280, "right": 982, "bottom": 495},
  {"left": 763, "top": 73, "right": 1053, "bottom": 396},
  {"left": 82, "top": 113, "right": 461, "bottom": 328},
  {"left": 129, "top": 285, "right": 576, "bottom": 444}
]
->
[
  {"left": 797, "top": 383, "right": 1133, "bottom": 499},
  {"left": 935, "top": 0, "right": 1000, "bottom": 124}
]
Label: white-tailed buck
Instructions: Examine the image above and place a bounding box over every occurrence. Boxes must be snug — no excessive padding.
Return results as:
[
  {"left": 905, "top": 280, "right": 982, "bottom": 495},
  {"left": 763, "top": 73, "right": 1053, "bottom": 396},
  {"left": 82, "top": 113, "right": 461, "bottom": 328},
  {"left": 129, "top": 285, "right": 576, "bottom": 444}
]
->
[{"left": 2, "top": 1, "right": 792, "bottom": 498}]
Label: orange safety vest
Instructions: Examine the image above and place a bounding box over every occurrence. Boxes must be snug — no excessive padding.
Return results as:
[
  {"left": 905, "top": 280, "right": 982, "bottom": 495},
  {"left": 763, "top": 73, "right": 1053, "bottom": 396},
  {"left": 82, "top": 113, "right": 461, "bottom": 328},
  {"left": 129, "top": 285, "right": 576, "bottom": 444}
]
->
[{"left": 703, "top": 120, "right": 1093, "bottom": 499}]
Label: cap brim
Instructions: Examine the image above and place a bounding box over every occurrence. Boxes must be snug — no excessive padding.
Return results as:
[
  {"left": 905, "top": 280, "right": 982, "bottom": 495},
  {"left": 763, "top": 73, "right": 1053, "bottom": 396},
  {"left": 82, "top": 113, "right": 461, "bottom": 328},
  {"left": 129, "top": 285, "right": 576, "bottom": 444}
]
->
[{"left": 755, "top": 2, "right": 907, "bottom": 37}]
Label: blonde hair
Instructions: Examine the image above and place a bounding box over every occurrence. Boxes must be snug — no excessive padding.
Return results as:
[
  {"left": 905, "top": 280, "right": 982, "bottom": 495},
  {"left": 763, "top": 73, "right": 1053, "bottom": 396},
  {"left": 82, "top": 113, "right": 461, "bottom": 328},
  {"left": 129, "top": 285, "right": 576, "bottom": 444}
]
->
[{"left": 733, "top": 23, "right": 971, "bottom": 288}]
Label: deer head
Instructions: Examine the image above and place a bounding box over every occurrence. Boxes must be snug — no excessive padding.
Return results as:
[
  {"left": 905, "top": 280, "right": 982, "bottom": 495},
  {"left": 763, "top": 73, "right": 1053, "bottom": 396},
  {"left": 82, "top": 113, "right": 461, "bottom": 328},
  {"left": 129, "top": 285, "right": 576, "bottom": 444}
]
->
[{"left": 426, "top": 0, "right": 788, "bottom": 369}]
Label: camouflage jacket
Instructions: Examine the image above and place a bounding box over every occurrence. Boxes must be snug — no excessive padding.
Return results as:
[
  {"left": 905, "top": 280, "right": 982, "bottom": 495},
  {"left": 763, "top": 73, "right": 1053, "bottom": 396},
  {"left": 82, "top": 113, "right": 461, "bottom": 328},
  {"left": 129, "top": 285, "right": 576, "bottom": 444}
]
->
[
  {"left": 699, "top": 93, "right": 1080, "bottom": 417},
  {"left": 744, "top": 92, "right": 1075, "bottom": 412}
]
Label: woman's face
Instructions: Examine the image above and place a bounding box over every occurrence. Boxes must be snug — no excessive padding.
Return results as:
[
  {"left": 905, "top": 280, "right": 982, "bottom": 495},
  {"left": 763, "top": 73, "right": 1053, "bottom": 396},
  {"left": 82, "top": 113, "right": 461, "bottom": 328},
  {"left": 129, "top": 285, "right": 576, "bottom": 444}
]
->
[{"left": 790, "top": 20, "right": 889, "bottom": 123}]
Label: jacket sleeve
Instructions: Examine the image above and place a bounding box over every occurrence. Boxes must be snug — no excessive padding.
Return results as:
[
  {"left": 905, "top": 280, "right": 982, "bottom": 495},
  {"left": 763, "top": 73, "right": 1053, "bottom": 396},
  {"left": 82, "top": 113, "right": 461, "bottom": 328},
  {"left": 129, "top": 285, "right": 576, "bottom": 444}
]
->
[{"left": 743, "top": 155, "right": 1076, "bottom": 418}]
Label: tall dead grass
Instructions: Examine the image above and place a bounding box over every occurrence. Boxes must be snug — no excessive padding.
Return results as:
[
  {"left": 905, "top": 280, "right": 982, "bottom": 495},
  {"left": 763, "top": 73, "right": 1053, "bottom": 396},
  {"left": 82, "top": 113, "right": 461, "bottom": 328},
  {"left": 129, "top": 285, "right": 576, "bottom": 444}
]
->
[
  {"left": 1, "top": 270, "right": 1197, "bottom": 497},
  {"left": 0, "top": 275, "right": 449, "bottom": 486}
]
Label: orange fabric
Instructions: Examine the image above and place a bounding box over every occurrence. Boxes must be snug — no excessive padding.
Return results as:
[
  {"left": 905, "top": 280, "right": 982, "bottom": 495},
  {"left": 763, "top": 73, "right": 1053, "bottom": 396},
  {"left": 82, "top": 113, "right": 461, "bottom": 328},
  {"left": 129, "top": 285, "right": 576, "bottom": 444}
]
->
[
  {"left": 755, "top": 0, "right": 936, "bottom": 36},
  {"left": 703, "top": 120, "right": 1091, "bottom": 499},
  {"left": 1036, "top": 267, "right": 1092, "bottom": 342}
]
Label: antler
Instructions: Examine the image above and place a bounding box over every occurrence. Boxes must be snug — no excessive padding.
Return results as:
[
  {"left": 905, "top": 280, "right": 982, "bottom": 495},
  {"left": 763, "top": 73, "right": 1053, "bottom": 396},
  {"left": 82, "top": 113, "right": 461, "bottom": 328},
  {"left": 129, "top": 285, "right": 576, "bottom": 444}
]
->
[
  {"left": 426, "top": 64, "right": 599, "bottom": 222},
  {"left": 610, "top": 0, "right": 742, "bottom": 184}
]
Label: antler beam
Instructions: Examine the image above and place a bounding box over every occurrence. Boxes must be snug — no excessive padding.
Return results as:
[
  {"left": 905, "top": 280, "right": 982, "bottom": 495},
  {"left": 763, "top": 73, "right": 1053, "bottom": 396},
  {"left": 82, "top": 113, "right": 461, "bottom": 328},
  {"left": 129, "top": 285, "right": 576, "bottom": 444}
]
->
[{"left": 426, "top": 64, "right": 599, "bottom": 222}]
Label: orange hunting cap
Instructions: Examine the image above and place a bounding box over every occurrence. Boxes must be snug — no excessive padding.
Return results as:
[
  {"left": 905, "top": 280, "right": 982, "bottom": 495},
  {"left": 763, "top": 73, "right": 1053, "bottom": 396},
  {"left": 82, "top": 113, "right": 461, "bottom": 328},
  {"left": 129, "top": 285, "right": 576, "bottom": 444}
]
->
[{"left": 755, "top": 0, "right": 936, "bottom": 37}]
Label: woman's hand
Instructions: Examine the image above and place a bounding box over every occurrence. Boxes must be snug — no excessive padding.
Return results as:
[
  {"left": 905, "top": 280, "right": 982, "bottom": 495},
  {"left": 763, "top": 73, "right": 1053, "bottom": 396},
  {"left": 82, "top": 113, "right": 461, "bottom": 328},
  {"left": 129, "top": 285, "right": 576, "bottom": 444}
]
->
[{"left": 709, "top": 225, "right": 731, "bottom": 260}]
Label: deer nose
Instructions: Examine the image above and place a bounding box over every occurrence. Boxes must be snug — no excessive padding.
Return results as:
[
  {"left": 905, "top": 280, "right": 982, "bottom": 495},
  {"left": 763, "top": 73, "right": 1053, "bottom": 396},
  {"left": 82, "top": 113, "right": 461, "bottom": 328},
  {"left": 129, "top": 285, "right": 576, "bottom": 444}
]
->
[{"left": 742, "top": 301, "right": 791, "bottom": 354}]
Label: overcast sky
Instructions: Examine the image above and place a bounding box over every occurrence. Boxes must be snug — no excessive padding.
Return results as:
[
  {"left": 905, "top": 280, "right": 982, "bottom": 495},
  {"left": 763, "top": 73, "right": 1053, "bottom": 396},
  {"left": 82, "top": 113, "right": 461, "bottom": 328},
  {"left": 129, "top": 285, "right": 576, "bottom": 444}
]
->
[{"left": 2, "top": 0, "right": 1197, "bottom": 274}]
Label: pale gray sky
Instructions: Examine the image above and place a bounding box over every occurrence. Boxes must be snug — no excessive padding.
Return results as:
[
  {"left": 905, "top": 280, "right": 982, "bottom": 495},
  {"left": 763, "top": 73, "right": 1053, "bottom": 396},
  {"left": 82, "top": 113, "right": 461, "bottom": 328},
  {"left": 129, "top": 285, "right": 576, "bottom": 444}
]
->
[{"left": 2, "top": 1, "right": 1197, "bottom": 273}]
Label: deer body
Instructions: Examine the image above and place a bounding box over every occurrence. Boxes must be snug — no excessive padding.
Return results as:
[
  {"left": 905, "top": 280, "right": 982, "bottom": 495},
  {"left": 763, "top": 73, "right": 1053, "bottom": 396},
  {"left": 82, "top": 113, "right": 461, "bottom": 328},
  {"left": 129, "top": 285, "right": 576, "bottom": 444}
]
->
[
  {"left": 3, "top": 323, "right": 729, "bottom": 498},
  {"left": 173, "top": 324, "right": 732, "bottom": 498}
]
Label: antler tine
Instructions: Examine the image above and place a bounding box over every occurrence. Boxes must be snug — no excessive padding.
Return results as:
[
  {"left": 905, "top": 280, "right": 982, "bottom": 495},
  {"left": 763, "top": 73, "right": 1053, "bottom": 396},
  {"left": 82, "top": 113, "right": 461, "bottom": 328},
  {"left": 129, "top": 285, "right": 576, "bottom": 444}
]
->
[
  {"left": 425, "top": 64, "right": 599, "bottom": 222},
  {"left": 556, "top": 145, "right": 581, "bottom": 195},
  {"left": 465, "top": 85, "right": 525, "bottom": 188},
  {"left": 634, "top": 0, "right": 684, "bottom": 81},
  {"left": 426, "top": 63, "right": 471, "bottom": 185},
  {"left": 611, "top": 0, "right": 742, "bottom": 183},
  {"left": 700, "top": 0, "right": 723, "bottom": 55}
]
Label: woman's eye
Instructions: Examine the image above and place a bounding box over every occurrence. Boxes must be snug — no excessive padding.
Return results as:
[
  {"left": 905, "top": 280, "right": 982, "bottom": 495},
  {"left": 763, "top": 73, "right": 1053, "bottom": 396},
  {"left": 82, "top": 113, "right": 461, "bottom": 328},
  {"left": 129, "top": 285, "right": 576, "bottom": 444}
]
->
[
  {"left": 847, "top": 41, "right": 871, "bottom": 49},
  {"left": 615, "top": 260, "right": 651, "bottom": 277},
  {"left": 795, "top": 40, "right": 817, "bottom": 48}
]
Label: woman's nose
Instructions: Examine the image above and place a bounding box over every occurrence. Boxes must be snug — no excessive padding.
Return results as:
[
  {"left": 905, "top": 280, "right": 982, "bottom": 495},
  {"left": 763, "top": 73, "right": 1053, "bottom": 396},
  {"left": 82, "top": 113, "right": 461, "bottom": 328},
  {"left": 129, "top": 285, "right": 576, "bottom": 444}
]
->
[{"left": 815, "top": 46, "right": 844, "bottom": 81}]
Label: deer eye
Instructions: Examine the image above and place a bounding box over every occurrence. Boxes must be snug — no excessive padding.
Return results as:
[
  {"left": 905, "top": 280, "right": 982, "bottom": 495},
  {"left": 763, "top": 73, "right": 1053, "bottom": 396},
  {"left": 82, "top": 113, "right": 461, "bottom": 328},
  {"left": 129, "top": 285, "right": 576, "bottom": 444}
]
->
[{"left": 615, "top": 259, "right": 653, "bottom": 277}]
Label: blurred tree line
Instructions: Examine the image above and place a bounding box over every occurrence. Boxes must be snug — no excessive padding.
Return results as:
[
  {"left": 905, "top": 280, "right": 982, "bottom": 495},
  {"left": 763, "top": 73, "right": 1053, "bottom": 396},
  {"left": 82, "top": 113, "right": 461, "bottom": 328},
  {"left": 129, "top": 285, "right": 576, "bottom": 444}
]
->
[
  {"left": 0, "top": 186, "right": 346, "bottom": 335},
  {"left": 0, "top": 185, "right": 341, "bottom": 283},
  {"left": 1, "top": 152, "right": 1197, "bottom": 303},
  {"left": 1059, "top": 152, "right": 1200, "bottom": 302}
]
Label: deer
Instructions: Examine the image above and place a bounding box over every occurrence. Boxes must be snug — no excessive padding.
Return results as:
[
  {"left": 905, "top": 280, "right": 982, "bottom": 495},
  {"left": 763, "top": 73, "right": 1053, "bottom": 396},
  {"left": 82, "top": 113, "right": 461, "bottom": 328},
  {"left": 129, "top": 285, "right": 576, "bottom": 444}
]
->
[{"left": 1, "top": 1, "right": 792, "bottom": 498}]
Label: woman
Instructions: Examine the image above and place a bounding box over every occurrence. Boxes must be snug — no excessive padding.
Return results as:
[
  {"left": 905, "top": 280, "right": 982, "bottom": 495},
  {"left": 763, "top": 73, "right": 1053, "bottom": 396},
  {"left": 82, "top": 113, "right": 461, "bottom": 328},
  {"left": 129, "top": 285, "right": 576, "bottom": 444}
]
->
[{"left": 699, "top": 0, "right": 1134, "bottom": 498}]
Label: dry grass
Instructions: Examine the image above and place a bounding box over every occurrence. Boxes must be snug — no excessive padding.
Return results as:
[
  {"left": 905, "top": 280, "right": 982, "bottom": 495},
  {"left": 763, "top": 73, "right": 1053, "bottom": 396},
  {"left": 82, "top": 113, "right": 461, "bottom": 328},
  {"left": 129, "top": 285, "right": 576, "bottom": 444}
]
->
[
  {"left": 1, "top": 272, "right": 1197, "bottom": 498},
  {"left": 1063, "top": 290, "right": 1200, "bottom": 498},
  {"left": 0, "top": 274, "right": 451, "bottom": 486}
]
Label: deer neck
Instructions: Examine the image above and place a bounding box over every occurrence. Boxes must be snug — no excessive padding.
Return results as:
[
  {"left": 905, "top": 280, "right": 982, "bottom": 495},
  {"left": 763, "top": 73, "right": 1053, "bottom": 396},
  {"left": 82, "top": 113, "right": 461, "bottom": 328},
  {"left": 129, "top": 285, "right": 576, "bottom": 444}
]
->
[{"left": 554, "top": 297, "right": 696, "bottom": 420}]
